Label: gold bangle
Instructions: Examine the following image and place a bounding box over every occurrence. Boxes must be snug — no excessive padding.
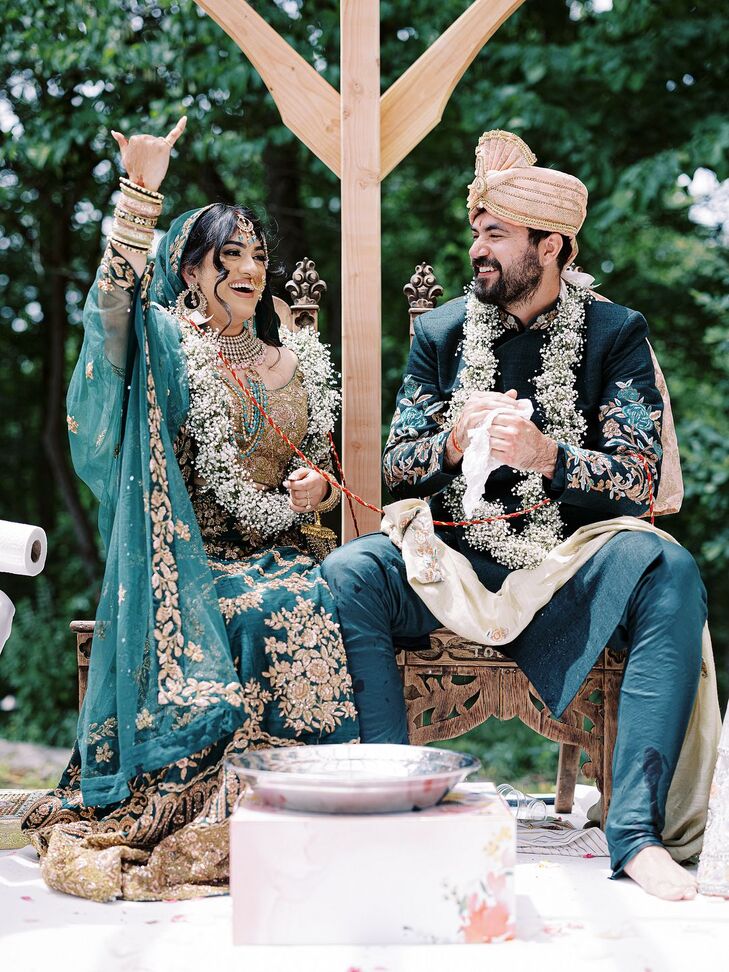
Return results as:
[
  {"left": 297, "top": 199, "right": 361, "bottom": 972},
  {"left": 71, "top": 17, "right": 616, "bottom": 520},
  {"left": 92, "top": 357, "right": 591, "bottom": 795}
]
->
[
  {"left": 120, "top": 184, "right": 163, "bottom": 207},
  {"left": 315, "top": 482, "right": 341, "bottom": 514},
  {"left": 111, "top": 232, "right": 153, "bottom": 251},
  {"left": 120, "top": 194, "right": 163, "bottom": 218},
  {"left": 109, "top": 225, "right": 154, "bottom": 247},
  {"left": 110, "top": 237, "right": 149, "bottom": 254},
  {"left": 120, "top": 177, "right": 164, "bottom": 202},
  {"left": 111, "top": 219, "right": 154, "bottom": 243},
  {"left": 450, "top": 426, "right": 463, "bottom": 455},
  {"left": 114, "top": 207, "right": 158, "bottom": 229}
]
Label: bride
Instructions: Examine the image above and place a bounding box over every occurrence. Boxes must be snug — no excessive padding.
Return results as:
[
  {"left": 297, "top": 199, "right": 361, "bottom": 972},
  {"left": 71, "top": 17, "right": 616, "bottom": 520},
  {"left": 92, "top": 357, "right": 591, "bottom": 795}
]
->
[{"left": 22, "top": 117, "right": 358, "bottom": 901}]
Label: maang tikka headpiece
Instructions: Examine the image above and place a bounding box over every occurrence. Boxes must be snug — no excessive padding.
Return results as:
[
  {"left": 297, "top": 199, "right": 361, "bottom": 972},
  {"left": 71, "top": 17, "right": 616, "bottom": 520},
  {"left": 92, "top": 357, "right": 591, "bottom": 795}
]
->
[{"left": 235, "top": 211, "right": 269, "bottom": 269}]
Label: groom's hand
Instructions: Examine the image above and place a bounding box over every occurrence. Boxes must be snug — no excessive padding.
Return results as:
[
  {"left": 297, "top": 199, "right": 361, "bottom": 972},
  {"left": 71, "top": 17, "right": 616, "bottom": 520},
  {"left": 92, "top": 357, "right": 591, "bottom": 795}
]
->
[
  {"left": 489, "top": 412, "right": 558, "bottom": 478},
  {"left": 445, "top": 389, "right": 518, "bottom": 468}
]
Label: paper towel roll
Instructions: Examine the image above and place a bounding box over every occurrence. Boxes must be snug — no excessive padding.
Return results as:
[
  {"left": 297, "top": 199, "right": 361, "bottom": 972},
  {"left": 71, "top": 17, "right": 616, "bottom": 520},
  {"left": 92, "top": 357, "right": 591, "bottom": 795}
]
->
[
  {"left": 0, "top": 590, "right": 14, "bottom": 655},
  {"left": 0, "top": 520, "right": 47, "bottom": 576}
]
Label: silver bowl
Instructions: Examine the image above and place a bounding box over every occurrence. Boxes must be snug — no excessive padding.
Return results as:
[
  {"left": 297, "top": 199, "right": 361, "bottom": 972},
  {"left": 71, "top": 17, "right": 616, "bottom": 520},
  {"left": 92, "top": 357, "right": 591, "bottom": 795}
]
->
[{"left": 227, "top": 743, "right": 481, "bottom": 814}]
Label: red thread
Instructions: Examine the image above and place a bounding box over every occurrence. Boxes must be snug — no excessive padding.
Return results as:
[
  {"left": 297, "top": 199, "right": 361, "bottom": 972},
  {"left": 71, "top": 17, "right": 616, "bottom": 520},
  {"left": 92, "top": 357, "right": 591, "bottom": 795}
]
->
[
  {"left": 328, "top": 431, "right": 361, "bottom": 537},
  {"left": 184, "top": 317, "right": 655, "bottom": 528}
]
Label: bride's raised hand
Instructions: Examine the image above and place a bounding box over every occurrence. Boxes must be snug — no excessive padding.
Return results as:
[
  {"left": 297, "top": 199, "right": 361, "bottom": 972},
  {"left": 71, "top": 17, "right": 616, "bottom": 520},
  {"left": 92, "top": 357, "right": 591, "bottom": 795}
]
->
[{"left": 110, "top": 116, "right": 187, "bottom": 193}]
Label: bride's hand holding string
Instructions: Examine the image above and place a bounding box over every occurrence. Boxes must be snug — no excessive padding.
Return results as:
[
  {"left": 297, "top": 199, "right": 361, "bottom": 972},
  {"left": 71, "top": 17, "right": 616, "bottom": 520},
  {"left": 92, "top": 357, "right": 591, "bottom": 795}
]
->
[
  {"left": 110, "top": 116, "right": 187, "bottom": 192},
  {"left": 285, "top": 467, "right": 329, "bottom": 513}
]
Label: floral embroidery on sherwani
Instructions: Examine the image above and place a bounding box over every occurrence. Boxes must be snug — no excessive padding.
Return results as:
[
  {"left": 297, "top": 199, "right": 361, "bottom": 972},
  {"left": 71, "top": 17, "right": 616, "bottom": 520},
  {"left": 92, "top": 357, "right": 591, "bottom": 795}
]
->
[
  {"left": 383, "top": 375, "right": 450, "bottom": 490},
  {"left": 562, "top": 379, "right": 663, "bottom": 511}
]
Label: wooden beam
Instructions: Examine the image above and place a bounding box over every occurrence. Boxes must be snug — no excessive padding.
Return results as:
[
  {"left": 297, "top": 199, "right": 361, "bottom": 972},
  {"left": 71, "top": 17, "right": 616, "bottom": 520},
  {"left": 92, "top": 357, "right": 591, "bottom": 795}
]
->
[
  {"left": 380, "top": 0, "right": 527, "bottom": 178},
  {"left": 340, "top": 0, "right": 382, "bottom": 540},
  {"left": 195, "top": 0, "right": 342, "bottom": 177}
]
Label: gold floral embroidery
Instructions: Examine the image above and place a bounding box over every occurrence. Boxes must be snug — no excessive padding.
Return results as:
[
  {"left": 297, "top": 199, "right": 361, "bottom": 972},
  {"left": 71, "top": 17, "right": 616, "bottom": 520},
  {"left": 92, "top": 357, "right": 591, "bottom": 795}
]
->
[
  {"left": 383, "top": 377, "right": 449, "bottom": 490},
  {"left": 143, "top": 335, "right": 244, "bottom": 710},
  {"left": 184, "top": 641, "right": 204, "bottom": 663},
  {"left": 174, "top": 520, "right": 191, "bottom": 541},
  {"left": 217, "top": 574, "right": 328, "bottom": 619},
  {"left": 263, "top": 596, "right": 357, "bottom": 734},
  {"left": 98, "top": 243, "right": 136, "bottom": 294},
  {"left": 95, "top": 430, "right": 106, "bottom": 448},
  {"left": 169, "top": 212, "right": 200, "bottom": 274},
  {"left": 95, "top": 743, "right": 113, "bottom": 764},
  {"left": 86, "top": 717, "right": 118, "bottom": 745},
  {"left": 210, "top": 550, "right": 314, "bottom": 578},
  {"left": 563, "top": 379, "right": 662, "bottom": 509},
  {"left": 118, "top": 584, "right": 126, "bottom": 605},
  {"left": 85, "top": 361, "right": 94, "bottom": 380},
  {"left": 135, "top": 708, "right": 155, "bottom": 731},
  {"left": 218, "top": 590, "right": 264, "bottom": 618},
  {"left": 67, "top": 415, "right": 79, "bottom": 434}
]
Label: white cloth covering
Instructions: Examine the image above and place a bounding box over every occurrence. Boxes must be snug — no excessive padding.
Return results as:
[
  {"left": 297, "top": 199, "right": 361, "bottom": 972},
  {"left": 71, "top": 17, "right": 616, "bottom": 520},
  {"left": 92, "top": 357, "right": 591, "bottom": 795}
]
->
[{"left": 462, "top": 399, "right": 534, "bottom": 517}]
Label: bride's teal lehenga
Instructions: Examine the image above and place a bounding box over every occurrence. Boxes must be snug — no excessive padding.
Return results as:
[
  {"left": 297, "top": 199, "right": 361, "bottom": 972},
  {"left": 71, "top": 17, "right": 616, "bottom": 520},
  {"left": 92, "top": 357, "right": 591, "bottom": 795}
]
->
[{"left": 22, "top": 210, "right": 358, "bottom": 901}]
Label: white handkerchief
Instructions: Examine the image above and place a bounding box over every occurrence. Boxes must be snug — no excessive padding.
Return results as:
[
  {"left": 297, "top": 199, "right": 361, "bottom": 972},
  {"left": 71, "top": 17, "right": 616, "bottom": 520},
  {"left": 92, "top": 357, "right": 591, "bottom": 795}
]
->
[{"left": 462, "top": 399, "right": 534, "bottom": 517}]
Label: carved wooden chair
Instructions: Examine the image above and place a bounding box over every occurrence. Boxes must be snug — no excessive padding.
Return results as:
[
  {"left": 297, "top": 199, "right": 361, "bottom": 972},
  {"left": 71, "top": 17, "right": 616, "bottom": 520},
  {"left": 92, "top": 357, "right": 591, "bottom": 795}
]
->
[{"left": 396, "top": 264, "right": 627, "bottom": 826}]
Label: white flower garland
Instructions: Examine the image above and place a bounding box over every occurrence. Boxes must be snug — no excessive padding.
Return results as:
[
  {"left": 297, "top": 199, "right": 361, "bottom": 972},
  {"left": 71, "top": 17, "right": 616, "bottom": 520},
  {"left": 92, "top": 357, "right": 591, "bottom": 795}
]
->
[
  {"left": 178, "top": 314, "right": 340, "bottom": 543},
  {"left": 444, "top": 283, "right": 590, "bottom": 569}
]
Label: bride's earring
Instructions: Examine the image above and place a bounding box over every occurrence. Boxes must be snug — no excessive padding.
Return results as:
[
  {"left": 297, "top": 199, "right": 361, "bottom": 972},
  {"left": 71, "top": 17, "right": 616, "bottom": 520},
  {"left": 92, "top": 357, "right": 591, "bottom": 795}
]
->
[{"left": 175, "top": 281, "right": 208, "bottom": 318}]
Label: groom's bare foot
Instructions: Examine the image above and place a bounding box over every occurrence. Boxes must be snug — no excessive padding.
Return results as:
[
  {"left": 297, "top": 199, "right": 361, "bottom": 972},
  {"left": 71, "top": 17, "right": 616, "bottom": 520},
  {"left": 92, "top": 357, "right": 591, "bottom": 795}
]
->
[{"left": 623, "top": 845, "right": 697, "bottom": 900}]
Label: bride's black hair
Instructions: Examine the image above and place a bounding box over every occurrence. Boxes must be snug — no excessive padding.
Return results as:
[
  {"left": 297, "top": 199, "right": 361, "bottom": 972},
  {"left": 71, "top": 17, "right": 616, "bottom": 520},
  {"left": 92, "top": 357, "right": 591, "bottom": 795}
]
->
[{"left": 180, "top": 203, "right": 283, "bottom": 347}]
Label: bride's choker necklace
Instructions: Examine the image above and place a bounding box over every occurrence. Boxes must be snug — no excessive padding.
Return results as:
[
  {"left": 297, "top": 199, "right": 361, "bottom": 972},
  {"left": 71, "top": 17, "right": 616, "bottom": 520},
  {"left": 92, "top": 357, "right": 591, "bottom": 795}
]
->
[{"left": 209, "top": 320, "right": 266, "bottom": 371}]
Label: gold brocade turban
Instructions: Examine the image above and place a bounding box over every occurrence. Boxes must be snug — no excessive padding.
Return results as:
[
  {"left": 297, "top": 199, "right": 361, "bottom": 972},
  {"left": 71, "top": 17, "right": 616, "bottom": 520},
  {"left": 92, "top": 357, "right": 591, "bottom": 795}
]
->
[{"left": 467, "top": 130, "right": 588, "bottom": 264}]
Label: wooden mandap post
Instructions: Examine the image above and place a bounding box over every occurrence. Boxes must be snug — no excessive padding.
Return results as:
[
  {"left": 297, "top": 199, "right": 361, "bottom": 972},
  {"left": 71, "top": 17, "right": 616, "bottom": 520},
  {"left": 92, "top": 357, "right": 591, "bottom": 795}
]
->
[
  {"left": 195, "top": 0, "right": 527, "bottom": 540},
  {"left": 340, "top": 0, "right": 381, "bottom": 539}
]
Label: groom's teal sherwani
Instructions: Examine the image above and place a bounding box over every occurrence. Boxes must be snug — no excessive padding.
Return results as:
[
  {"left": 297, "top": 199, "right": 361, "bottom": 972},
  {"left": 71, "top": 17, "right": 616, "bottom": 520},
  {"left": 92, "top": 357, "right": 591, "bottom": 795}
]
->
[{"left": 380, "top": 290, "right": 666, "bottom": 714}]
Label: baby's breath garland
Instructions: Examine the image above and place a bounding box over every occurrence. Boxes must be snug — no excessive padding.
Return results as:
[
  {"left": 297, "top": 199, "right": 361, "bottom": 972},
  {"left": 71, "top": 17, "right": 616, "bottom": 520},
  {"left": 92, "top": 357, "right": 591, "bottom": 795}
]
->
[
  {"left": 444, "top": 283, "right": 591, "bottom": 569},
  {"left": 178, "top": 313, "right": 339, "bottom": 543}
]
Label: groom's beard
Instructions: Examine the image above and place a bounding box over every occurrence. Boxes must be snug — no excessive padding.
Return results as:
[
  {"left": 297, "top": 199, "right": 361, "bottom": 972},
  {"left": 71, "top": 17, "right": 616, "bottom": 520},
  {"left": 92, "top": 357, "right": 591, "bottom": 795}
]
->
[{"left": 473, "top": 246, "right": 544, "bottom": 308}]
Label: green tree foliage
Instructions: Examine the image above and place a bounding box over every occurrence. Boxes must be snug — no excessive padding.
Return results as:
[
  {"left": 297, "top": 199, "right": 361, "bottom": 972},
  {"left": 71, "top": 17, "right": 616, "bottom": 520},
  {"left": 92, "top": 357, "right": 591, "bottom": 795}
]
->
[{"left": 1, "top": 1, "right": 727, "bottom": 771}]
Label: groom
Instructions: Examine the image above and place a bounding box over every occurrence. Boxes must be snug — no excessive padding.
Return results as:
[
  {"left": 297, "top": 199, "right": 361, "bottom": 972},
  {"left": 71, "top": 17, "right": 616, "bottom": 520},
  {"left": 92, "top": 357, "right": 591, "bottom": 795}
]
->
[{"left": 322, "top": 130, "right": 708, "bottom": 900}]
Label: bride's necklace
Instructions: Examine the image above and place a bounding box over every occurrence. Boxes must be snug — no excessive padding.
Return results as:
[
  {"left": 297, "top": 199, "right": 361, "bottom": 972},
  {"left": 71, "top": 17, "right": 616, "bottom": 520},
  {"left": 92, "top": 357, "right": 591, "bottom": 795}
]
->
[{"left": 210, "top": 319, "right": 266, "bottom": 372}]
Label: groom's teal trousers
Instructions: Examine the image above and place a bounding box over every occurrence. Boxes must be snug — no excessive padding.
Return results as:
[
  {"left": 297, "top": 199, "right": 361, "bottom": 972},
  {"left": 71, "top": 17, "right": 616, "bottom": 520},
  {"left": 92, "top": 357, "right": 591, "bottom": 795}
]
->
[{"left": 322, "top": 531, "right": 706, "bottom": 875}]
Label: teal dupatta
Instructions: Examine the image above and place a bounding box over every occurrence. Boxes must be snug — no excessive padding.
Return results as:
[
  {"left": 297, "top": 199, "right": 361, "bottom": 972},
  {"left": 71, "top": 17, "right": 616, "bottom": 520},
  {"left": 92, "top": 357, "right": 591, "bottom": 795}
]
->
[{"left": 68, "top": 210, "right": 267, "bottom": 805}]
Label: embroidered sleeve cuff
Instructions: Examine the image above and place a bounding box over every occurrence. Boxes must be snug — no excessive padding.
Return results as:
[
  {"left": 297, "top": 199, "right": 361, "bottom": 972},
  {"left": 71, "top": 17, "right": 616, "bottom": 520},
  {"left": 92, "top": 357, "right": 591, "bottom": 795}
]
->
[
  {"left": 543, "top": 442, "right": 568, "bottom": 499},
  {"left": 98, "top": 243, "right": 139, "bottom": 295},
  {"left": 382, "top": 428, "right": 457, "bottom": 498}
]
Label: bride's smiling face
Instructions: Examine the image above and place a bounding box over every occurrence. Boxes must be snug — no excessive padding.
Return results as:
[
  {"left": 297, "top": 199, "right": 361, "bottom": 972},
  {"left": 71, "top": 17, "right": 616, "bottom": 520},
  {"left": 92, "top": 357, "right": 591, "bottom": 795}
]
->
[{"left": 183, "top": 236, "right": 267, "bottom": 328}]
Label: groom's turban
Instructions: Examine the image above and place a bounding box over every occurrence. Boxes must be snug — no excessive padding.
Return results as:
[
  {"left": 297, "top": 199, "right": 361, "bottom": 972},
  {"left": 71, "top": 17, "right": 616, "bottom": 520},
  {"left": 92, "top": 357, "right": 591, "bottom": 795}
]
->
[{"left": 467, "top": 130, "right": 588, "bottom": 263}]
